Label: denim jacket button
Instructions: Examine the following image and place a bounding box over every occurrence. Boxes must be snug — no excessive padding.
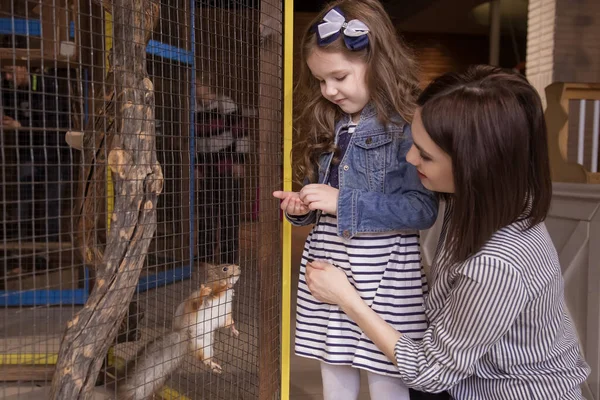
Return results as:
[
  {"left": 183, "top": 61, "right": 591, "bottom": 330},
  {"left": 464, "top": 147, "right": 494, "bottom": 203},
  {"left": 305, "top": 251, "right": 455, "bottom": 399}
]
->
[
  {"left": 343, "top": 165, "right": 349, "bottom": 171},
  {"left": 365, "top": 137, "right": 372, "bottom": 144},
  {"left": 342, "top": 230, "right": 351, "bottom": 238}
]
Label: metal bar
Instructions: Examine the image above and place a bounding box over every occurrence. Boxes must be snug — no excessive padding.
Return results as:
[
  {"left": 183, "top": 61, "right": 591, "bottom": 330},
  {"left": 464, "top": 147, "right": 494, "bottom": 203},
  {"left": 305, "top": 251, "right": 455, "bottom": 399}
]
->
[
  {"left": 592, "top": 100, "right": 599, "bottom": 173},
  {"left": 578, "top": 99, "right": 587, "bottom": 166}
]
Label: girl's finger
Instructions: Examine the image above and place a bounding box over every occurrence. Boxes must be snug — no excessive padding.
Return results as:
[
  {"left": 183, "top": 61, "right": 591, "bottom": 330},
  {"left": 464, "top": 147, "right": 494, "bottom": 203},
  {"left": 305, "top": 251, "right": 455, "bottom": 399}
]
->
[
  {"left": 302, "top": 194, "right": 321, "bottom": 204},
  {"left": 291, "top": 200, "right": 302, "bottom": 215},
  {"left": 273, "top": 190, "right": 298, "bottom": 199},
  {"left": 298, "top": 205, "right": 310, "bottom": 214},
  {"left": 308, "top": 201, "right": 324, "bottom": 211},
  {"left": 280, "top": 196, "right": 291, "bottom": 211},
  {"left": 299, "top": 186, "right": 318, "bottom": 199},
  {"left": 298, "top": 190, "right": 308, "bottom": 202}
]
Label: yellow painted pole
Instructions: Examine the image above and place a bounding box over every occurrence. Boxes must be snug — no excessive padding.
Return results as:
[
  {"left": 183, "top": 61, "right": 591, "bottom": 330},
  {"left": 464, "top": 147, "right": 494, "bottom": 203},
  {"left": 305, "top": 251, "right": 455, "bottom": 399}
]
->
[{"left": 281, "top": 0, "right": 294, "bottom": 399}]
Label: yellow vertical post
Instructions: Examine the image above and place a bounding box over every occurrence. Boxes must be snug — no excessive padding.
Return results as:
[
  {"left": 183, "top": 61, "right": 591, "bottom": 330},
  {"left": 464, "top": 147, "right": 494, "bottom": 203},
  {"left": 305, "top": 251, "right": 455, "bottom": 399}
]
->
[
  {"left": 105, "top": 11, "right": 114, "bottom": 230},
  {"left": 281, "top": 0, "right": 293, "bottom": 399}
]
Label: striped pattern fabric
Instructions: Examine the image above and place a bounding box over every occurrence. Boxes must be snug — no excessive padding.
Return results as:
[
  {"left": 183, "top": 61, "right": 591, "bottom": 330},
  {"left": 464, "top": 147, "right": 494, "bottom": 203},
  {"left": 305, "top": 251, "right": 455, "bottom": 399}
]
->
[
  {"left": 394, "top": 205, "right": 590, "bottom": 399},
  {"left": 295, "top": 213, "right": 428, "bottom": 376}
]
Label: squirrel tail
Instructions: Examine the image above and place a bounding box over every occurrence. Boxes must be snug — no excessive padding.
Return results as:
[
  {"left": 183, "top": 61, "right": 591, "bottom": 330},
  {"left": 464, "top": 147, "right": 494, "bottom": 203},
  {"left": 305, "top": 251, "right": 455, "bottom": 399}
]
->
[{"left": 117, "top": 330, "right": 188, "bottom": 400}]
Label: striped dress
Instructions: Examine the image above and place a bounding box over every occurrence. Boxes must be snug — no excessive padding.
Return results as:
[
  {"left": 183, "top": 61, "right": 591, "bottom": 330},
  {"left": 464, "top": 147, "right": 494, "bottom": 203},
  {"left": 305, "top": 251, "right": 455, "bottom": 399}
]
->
[{"left": 294, "top": 124, "right": 429, "bottom": 377}]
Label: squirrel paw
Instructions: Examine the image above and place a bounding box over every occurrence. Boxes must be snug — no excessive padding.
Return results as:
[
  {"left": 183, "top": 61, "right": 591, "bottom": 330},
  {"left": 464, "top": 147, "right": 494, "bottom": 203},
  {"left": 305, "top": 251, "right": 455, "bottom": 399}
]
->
[
  {"left": 205, "top": 359, "right": 223, "bottom": 374},
  {"left": 230, "top": 324, "right": 240, "bottom": 338}
]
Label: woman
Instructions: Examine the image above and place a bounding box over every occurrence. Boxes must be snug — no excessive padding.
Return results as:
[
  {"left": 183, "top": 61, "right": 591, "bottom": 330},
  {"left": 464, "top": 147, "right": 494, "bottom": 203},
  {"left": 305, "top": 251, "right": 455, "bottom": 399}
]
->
[{"left": 302, "top": 65, "right": 590, "bottom": 399}]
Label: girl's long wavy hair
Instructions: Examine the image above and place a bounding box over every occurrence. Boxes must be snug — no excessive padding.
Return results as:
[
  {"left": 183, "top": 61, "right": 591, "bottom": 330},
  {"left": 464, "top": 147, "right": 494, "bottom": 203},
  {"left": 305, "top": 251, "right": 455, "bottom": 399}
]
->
[{"left": 293, "top": 0, "right": 420, "bottom": 184}]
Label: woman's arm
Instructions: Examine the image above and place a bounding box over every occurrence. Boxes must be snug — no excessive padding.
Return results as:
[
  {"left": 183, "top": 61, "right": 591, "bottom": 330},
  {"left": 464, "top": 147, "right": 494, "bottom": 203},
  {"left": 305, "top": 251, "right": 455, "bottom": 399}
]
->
[
  {"left": 307, "top": 257, "right": 528, "bottom": 393},
  {"left": 339, "top": 287, "right": 403, "bottom": 362}
]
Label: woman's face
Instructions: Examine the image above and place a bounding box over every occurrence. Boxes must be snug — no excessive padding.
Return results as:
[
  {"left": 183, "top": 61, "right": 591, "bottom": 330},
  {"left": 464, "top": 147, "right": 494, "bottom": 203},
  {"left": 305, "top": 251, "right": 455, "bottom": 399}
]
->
[{"left": 407, "top": 108, "right": 455, "bottom": 194}]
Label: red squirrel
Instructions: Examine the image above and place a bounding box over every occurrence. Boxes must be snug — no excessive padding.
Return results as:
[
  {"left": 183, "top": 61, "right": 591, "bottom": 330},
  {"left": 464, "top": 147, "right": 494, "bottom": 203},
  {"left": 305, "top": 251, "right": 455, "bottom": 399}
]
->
[{"left": 117, "top": 263, "right": 241, "bottom": 400}]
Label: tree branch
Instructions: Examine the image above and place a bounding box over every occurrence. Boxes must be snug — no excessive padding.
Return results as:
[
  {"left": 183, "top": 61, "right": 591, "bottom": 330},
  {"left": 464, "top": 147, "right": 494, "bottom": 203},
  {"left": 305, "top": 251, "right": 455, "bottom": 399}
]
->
[{"left": 50, "top": 0, "right": 161, "bottom": 398}]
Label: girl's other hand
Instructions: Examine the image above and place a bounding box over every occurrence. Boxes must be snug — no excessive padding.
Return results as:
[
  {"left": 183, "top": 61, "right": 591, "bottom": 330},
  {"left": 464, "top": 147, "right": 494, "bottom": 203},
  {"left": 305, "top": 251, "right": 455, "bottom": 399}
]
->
[
  {"left": 299, "top": 184, "right": 339, "bottom": 215},
  {"left": 273, "top": 191, "right": 310, "bottom": 216}
]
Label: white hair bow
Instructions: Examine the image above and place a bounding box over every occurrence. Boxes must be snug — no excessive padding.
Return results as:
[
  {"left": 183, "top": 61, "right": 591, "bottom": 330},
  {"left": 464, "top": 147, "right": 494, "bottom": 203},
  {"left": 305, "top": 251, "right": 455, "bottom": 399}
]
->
[{"left": 316, "top": 8, "right": 370, "bottom": 50}]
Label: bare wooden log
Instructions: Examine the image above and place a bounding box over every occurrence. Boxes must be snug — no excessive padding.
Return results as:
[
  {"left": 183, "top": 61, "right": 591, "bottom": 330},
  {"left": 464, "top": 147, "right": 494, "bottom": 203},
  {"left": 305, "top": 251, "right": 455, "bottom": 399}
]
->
[
  {"left": 49, "top": 0, "right": 161, "bottom": 398},
  {"left": 74, "top": 73, "right": 116, "bottom": 268}
]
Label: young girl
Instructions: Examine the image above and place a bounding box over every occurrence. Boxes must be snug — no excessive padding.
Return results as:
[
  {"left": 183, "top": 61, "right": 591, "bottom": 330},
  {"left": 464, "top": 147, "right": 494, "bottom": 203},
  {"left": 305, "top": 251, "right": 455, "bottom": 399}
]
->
[
  {"left": 273, "top": 1, "right": 438, "bottom": 399},
  {"left": 304, "top": 66, "right": 591, "bottom": 399}
]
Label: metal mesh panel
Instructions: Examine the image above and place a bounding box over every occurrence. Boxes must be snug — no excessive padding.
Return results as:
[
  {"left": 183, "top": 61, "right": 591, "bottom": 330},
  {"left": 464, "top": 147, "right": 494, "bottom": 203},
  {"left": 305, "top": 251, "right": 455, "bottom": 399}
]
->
[{"left": 0, "top": 0, "right": 283, "bottom": 398}]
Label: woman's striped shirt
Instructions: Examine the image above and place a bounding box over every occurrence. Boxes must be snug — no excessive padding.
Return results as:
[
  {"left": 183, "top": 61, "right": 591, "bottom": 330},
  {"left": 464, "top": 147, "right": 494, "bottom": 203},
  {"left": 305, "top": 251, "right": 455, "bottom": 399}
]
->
[{"left": 394, "top": 205, "right": 590, "bottom": 399}]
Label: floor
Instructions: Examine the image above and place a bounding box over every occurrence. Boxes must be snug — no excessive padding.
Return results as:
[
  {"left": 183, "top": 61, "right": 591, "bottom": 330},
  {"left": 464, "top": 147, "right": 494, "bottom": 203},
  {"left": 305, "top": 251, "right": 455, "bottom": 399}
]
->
[{"left": 288, "top": 225, "right": 370, "bottom": 400}]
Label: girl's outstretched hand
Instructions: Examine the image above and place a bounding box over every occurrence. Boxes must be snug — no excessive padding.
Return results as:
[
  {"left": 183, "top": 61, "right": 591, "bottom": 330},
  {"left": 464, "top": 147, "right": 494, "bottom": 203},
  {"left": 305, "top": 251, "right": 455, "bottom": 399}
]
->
[
  {"left": 272, "top": 191, "right": 310, "bottom": 216},
  {"left": 299, "top": 184, "right": 339, "bottom": 215}
]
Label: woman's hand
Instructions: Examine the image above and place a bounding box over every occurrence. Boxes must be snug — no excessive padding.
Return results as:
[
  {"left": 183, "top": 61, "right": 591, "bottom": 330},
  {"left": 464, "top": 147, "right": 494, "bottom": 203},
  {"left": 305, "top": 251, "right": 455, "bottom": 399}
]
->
[
  {"left": 305, "top": 260, "right": 359, "bottom": 307},
  {"left": 299, "top": 184, "right": 339, "bottom": 215},
  {"left": 272, "top": 190, "right": 310, "bottom": 216},
  {"left": 307, "top": 260, "right": 403, "bottom": 365}
]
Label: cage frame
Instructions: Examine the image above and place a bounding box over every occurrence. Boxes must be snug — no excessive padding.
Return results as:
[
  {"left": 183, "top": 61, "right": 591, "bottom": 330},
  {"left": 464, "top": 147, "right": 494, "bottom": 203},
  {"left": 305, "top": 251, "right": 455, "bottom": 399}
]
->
[{"left": 0, "top": 0, "right": 292, "bottom": 397}]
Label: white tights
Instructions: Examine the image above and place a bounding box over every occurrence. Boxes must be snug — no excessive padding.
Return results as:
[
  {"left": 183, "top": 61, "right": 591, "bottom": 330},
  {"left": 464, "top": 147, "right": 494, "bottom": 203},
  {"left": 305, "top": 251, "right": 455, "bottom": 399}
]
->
[{"left": 320, "top": 362, "right": 410, "bottom": 400}]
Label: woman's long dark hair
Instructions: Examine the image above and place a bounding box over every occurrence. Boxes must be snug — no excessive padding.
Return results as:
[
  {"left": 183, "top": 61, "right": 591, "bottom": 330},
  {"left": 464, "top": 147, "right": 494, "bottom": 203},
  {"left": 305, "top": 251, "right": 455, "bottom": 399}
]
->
[{"left": 419, "top": 65, "right": 552, "bottom": 265}]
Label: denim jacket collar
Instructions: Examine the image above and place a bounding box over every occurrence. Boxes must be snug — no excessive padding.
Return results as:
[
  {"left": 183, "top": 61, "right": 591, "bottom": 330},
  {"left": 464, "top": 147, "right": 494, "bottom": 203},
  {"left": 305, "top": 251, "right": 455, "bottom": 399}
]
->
[
  {"left": 336, "top": 102, "right": 405, "bottom": 137},
  {"left": 338, "top": 102, "right": 377, "bottom": 126}
]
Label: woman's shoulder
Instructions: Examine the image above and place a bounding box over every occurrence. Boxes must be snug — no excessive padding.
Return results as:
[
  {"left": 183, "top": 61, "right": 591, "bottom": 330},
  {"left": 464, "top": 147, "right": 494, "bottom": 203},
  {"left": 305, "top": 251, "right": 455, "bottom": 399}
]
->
[
  {"left": 469, "top": 221, "right": 561, "bottom": 290},
  {"left": 485, "top": 219, "right": 553, "bottom": 250}
]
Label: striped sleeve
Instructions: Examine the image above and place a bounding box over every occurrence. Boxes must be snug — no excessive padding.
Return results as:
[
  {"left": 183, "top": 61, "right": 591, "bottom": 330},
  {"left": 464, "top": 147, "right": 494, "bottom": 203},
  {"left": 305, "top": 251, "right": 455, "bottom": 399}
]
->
[{"left": 394, "top": 256, "right": 528, "bottom": 393}]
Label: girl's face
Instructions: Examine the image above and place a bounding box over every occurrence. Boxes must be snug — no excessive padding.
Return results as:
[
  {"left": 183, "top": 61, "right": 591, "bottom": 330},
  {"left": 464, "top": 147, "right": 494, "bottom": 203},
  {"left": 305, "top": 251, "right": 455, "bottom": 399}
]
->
[
  {"left": 407, "top": 108, "right": 455, "bottom": 194},
  {"left": 306, "top": 48, "right": 370, "bottom": 119}
]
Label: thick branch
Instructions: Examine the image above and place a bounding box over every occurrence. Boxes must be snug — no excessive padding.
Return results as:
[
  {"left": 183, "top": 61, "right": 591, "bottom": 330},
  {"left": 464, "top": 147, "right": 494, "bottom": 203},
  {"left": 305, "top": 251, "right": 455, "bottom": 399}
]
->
[
  {"left": 74, "top": 80, "right": 115, "bottom": 268},
  {"left": 50, "top": 1, "right": 161, "bottom": 398}
]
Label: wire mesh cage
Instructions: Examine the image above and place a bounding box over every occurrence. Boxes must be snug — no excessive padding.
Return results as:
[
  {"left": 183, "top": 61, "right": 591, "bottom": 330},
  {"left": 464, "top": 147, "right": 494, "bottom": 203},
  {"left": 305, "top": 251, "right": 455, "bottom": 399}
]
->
[{"left": 0, "top": 0, "right": 284, "bottom": 398}]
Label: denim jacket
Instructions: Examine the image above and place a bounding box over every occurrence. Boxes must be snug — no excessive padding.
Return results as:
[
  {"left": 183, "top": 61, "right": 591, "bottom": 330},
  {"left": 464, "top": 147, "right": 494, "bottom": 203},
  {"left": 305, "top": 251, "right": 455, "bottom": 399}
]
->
[{"left": 288, "top": 103, "right": 438, "bottom": 239}]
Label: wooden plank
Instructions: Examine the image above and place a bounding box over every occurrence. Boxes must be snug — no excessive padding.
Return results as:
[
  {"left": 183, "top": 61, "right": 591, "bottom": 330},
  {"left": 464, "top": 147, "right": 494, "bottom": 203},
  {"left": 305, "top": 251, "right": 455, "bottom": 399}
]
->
[
  {"left": 545, "top": 83, "right": 589, "bottom": 183},
  {"left": 0, "top": 365, "right": 55, "bottom": 382},
  {"left": 0, "top": 242, "right": 73, "bottom": 251},
  {"left": 258, "top": 1, "right": 282, "bottom": 399},
  {"left": 0, "top": 49, "right": 73, "bottom": 66}
]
